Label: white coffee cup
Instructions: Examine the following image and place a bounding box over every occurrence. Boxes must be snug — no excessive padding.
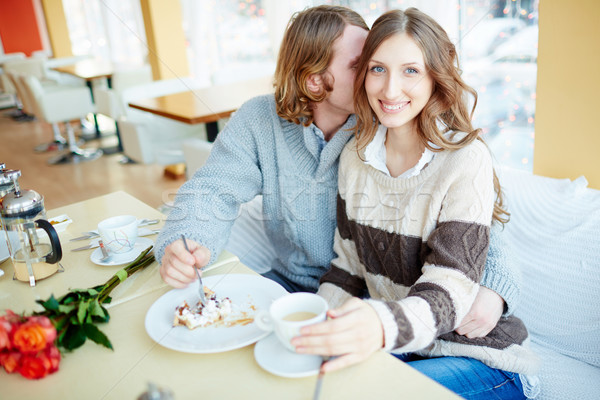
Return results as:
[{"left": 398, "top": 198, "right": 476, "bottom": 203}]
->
[
  {"left": 97, "top": 215, "right": 138, "bottom": 254},
  {"left": 255, "top": 292, "right": 328, "bottom": 352}
]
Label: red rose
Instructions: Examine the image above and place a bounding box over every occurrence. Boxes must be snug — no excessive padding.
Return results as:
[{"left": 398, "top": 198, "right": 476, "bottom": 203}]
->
[
  {"left": 12, "top": 316, "right": 56, "bottom": 353},
  {"left": 0, "top": 351, "right": 22, "bottom": 373},
  {"left": 0, "top": 317, "right": 12, "bottom": 350},
  {"left": 18, "top": 345, "right": 61, "bottom": 380}
]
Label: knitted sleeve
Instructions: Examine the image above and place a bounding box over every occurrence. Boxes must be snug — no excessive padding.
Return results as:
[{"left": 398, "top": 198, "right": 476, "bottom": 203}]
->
[
  {"left": 366, "top": 142, "right": 496, "bottom": 353},
  {"left": 154, "top": 96, "right": 269, "bottom": 265},
  {"left": 480, "top": 225, "right": 521, "bottom": 316}
]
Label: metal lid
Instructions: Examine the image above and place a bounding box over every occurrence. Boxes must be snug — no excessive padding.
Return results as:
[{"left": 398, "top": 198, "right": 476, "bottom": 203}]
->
[
  {"left": 0, "top": 188, "right": 44, "bottom": 217},
  {"left": 0, "top": 166, "right": 16, "bottom": 186}
]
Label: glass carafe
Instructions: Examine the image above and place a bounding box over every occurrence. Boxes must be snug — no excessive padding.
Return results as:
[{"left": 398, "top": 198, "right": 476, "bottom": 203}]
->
[{"left": 0, "top": 170, "right": 62, "bottom": 286}]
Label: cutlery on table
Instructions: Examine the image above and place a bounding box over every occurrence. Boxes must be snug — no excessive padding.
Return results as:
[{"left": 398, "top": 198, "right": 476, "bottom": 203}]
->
[
  {"left": 70, "top": 229, "right": 161, "bottom": 251},
  {"left": 312, "top": 356, "right": 329, "bottom": 400},
  {"left": 98, "top": 240, "right": 111, "bottom": 262},
  {"left": 69, "top": 219, "right": 160, "bottom": 241},
  {"left": 181, "top": 234, "right": 206, "bottom": 306}
]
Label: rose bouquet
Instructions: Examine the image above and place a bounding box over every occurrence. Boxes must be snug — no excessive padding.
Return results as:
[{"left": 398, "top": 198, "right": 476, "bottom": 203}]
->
[
  {"left": 0, "top": 311, "right": 60, "bottom": 379},
  {"left": 0, "top": 246, "right": 154, "bottom": 380}
]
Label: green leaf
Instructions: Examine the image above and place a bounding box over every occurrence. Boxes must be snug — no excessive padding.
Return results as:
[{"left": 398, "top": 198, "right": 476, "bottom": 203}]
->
[
  {"left": 88, "top": 299, "right": 106, "bottom": 318},
  {"left": 60, "top": 324, "right": 87, "bottom": 351},
  {"left": 37, "top": 295, "right": 60, "bottom": 311},
  {"left": 82, "top": 324, "right": 113, "bottom": 350},
  {"left": 115, "top": 268, "right": 128, "bottom": 282},
  {"left": 91, "top": 305, "right": 110, "bottom": 323},
  {"left": 58, "top": 304, "right": 76, "bottom": 314},
  {"left": 77, "top": 300, "right": 89, "bottom": 324},
  {"left": 60, "top": 292, "right": 82, "bottom": 305},
  {"left": 87, "top": 288, "right": 99, "bottom": 296}
]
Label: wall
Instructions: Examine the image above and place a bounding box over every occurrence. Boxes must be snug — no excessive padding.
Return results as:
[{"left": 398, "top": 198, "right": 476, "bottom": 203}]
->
[
  {"left": 0, "top": 0, "right": 44, "bottom": 56},
  {"left": 534, "top": 0, "right": 600, "bottom": 189}
]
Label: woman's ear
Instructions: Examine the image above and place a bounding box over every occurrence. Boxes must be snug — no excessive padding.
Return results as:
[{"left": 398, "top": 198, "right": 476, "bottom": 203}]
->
[{"left": 306, "top": 73, "right": 324, "bottom": 94}]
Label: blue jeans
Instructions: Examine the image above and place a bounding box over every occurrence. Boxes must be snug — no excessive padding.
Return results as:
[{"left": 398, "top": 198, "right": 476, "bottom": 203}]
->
[{"left": 394, "top": 354, "right": 525, "bottom": 400}]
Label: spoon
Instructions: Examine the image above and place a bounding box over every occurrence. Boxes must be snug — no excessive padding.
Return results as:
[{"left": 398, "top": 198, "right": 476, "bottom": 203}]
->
[{"left": 98, "top": 240, "right": 112, "bottom": 262}]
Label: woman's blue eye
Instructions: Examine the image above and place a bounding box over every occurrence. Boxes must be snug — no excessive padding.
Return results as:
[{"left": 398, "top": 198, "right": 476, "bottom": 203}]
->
[
  {"left": 406, "top": 67, "right": 418, "bottom": 74},
  {"left": 370, "top": 66, "right": 385, "bottom": 73}
]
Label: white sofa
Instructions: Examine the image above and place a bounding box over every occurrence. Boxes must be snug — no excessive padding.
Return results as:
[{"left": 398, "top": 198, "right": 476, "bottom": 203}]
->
[
  {"left": 224, "top": 167, "right": 600, "bottom": 399},
  {"left": 499, "top": 167, "right": 600, "bottom": 399}
]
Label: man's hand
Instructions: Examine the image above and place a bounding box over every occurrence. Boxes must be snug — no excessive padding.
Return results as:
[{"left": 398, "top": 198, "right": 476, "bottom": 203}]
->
[
  {"left": 291, "top": 298, "right": 384, "bottom": 373},
  {"left": 159, "top": 238, "right": 211, "bottom": 288},
  {"left": 455, "top": 286, "right": 504, "bottom": 338}
]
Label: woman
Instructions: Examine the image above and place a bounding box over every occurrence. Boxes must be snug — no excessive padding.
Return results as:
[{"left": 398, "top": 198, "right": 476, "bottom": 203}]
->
[{"left": 292, "top": 8, "right": 539, "bottom": 399}]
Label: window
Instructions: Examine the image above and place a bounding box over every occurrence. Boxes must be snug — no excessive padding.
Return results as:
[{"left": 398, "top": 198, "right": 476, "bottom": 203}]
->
[
  {"left": 180, "top": 0, "right": 275, "bottom": 85},
  {"left": 62, "top": 0, "right": 147, "bottom": 66}
]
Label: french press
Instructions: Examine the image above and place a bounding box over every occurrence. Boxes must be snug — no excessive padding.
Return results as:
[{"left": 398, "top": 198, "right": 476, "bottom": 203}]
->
[{"left": 0, "top": 169, "right": 62, "bottom": 286}]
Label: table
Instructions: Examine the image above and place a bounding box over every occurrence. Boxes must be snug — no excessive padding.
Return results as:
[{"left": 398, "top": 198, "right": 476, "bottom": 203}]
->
[
  {"left": 53, "top": 59, "right": 122, "bottom": 153},
  {"left": 128, "top": 75, "right": 273, "bottom": 142},
  {"left": 0, "top": 192, "right": 458, "bottom": 399}
]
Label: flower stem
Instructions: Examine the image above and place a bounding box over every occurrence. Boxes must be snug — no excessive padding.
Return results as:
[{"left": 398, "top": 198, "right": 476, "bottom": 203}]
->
[{"left": 97, "top": 247, "right": 155, "bottom": 303}]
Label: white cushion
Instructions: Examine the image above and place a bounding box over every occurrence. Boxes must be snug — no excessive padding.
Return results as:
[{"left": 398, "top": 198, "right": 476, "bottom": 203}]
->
[
  {"left": 500, "top": 167, "right": 600, "bottom": 399},
  {"left": 530, "top": 342, "right": 600, "bottom": 400}
]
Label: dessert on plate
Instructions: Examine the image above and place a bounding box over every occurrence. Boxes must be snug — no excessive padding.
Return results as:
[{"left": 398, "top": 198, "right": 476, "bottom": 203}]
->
[{"left": 173, "top": 286, "right": 254, "bottom": 329}]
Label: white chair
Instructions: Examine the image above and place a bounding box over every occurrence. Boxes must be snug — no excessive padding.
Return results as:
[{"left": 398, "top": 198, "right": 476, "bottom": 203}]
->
[
  {"left": 182, "top": 138, "right": 214, "bottom": 179},
  {"left": 40, "top": 54, "right": 92, "bottom": 86},
  {"left": 2, "top": 58, "right": 58, "bottom": 118},
  {"left": 118, "top": 77, "right": 208, "bottom": 164},
  {"left": 21, "top": 75, "right": 102, "bottom": 165},
  {"left": 7, "top": 72, "right": 67, "bottom": 152},
  {"left": 93, "top": 65, "right": 153, "bottom": 122},
  {"left": 0, "top": 52, "right": 26, "bottom": 96}
]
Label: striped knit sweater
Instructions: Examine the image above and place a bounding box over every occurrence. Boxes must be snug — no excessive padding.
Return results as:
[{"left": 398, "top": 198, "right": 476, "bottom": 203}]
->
[{"left": 318, "top": 137, "right": 539, "bottom": 375}]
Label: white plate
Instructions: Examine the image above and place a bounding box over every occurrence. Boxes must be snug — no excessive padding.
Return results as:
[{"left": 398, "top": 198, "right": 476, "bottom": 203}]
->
[
  {"left": 145, "top": 274, "right": 288, "bottom": 354},
  {"left": 90, "top": 237, "right": 154, "bottom": 266},
  {"left": 254, "top": 333, "right": 323, "bottom": 378}
]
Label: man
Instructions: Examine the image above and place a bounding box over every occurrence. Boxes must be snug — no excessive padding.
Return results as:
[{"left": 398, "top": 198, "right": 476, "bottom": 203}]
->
[{"left": 155, "top": 5, "right": 518, "bottom": 338}]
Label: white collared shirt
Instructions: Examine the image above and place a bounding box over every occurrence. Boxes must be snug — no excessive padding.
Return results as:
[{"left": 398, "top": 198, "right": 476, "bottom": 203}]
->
[{"left": 363, "top": 124, "right": 435, "bottom": 178}]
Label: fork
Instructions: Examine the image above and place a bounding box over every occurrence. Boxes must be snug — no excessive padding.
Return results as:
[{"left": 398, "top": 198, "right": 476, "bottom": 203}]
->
[{"left": 181, "top": 234, "right": 206, "bottom": 306}]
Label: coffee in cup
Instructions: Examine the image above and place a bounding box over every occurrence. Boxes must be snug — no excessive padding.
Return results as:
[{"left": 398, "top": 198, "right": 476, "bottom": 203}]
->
[{"left": 255, "top": 292, "right": 328, "bottom": 352}]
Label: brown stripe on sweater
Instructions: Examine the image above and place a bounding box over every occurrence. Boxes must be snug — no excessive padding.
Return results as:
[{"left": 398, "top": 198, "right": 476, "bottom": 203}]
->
[
  {"left": 337, "top": 194, "right": 352, "bottom": 240},
  {"left": 337, "top": 195, "right": 489, "bottom": 287},
  {"left": 438, "top": 315, "right": 529, "bottom": 350},
  {"left": 426, "top": 221, "right": 490, "bottom": 283},
  {"left": 337, "top": 195, "right": 425, "bottom": 286},
  {"left": 384, "top": 301, "right": 415, "bottom": 349},
  {"left": 320, "top": 265, "right": 368, "bottom": 298},
  {"left": 409, "top": 282, "right": 456, "bottom": 335}
]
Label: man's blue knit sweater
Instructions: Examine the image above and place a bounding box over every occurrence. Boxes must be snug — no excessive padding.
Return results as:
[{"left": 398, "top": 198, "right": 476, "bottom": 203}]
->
[{"left": 154, "top": 94, "right": 519, "bottom": 313}]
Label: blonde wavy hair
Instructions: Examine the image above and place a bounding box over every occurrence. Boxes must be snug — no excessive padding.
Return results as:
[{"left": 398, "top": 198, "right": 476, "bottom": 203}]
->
[
  {"left": 274, "top": 5, "right": 368, "bottom": 126},
  {"left": 353, "top": 8, "right": 509, "bottom": 224}
]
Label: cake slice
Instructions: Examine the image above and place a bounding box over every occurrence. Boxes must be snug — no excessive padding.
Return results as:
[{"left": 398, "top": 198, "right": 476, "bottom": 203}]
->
[{"left": 173, "top": 286, "right": 233, "bottom": 329}]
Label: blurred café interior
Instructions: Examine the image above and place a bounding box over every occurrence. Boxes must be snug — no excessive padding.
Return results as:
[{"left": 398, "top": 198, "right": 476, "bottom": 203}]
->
[{"left": 0, "top": 0, "right": 598, "bottom": 212}]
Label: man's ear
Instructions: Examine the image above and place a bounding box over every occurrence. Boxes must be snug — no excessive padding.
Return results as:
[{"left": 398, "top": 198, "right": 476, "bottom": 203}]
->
[{"left": 306, "top": 73, "right": 324, "bottom": 94}]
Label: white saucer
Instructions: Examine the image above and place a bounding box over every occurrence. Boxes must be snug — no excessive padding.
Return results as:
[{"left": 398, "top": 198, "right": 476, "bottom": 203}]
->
[
  {"left": 254, "top": 333, "right": 323, "bottom": 378},
  {"left": 90, "top": 237, "right": 154, "bottom": 266}
]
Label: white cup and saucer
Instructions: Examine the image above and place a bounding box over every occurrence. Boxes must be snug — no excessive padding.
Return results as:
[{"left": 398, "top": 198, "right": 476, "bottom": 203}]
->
[
  {"left": 91, "top": 215, "right": 153, "bottom": 266},
  {"left": 253, "top": 292, "right": 328, "bottom": 378}
]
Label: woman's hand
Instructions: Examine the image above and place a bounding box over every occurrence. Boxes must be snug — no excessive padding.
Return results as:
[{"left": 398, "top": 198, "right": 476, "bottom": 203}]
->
[
  {"left": 455, "top": 286, "right": 504, "bottom": 338},
  {"left": 291, "top": 297, "right": 384, "bottom": 373},
  {"left": 159, "top": 238, "right": 211, "bottom": 288}
]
